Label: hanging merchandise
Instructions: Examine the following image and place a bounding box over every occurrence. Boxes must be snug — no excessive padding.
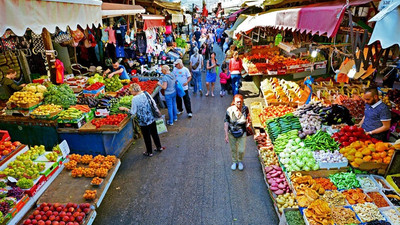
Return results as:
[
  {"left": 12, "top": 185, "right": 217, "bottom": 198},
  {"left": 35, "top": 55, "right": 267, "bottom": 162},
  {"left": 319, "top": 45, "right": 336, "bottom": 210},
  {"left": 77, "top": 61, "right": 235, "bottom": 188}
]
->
[
  {"left": 0, "top": 51, "right": 22, "bottom": 82},
  {"left": 31, "top": 33, "right": 45, "bottom": 55},
  {"left": 116, "top": 46, "right": 125, "bottom": 58},
  {"left": 145, "top": 29, "right": 157, "bottom": 54},
  {"left": 55, "top": 59, "right": 64, "bottom": 84},
  {"left": 165, "top": 25, "right": 172, "bottom": 35},
  {"left": 105, "top": 26, "right": 116, "bottom": 44},
  {"left": 136, "top": 32, "right": 147, "bottom": 55},
  {"left": 70, "top": 29, "right": 84, "bottom": 47},
  {"left": 54, "top": 29, "right": 72, "bottom": 44},
  {"left": 101, "top": 26, "right": 109, "bottom": 43}
]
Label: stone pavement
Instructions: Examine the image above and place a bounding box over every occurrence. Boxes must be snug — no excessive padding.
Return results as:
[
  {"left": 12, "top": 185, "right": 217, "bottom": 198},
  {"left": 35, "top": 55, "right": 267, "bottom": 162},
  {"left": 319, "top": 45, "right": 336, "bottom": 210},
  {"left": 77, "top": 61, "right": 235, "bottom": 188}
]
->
[{"left": 93, "top": 45, "right": 279, "bottom": 225}]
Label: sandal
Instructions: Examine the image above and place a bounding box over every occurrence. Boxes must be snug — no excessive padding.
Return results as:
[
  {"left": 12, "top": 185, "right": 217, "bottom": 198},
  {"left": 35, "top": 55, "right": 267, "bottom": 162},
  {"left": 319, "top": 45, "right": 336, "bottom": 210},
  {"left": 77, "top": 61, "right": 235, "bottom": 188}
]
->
[
  {"left": 155, "top": 147, "right": 166, "bottom": 152},
  {"left": 143, "top": 152, "right": 153, "bottom": 157}
]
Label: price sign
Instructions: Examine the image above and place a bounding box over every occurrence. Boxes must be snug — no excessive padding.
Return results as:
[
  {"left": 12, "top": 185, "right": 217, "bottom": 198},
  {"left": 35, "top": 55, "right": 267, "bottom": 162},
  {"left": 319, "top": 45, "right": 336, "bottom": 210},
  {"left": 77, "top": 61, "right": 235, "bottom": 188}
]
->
[
  {"left": 59, "top": 140, "right": 70, "bottom": 158},
  {"left": 8, "top": 176, "right": 17, "bottom": 183}
]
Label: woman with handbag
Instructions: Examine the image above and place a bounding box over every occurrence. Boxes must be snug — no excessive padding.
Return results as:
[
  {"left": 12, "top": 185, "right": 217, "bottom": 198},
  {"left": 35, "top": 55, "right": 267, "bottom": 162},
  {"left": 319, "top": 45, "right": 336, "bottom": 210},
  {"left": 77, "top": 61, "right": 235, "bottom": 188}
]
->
[
  {"left": 119, "top": 83, "right": 165, "bottom": 157},
  {"left": 206, "top": 52, "right": 218, "bottom": 97},
  {"left": 224, "top": 94, "right": 249, "bottom": 171},
  {"left": 158, "top": 65, "right": 178, "bottom": 126}
]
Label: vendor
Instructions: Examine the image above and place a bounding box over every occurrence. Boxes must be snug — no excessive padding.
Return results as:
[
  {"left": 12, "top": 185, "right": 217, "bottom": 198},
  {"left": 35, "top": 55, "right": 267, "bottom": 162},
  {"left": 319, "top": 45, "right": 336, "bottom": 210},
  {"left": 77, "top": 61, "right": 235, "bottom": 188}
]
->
[
  {"left": 103, "top": 59, "right": 130, "bottom": 80},
  {"left": 358, "top": 87, "right": 391, "bottom": 141},
  {"left": 0, "top": 69, "right": 25, "bottom": 99}
]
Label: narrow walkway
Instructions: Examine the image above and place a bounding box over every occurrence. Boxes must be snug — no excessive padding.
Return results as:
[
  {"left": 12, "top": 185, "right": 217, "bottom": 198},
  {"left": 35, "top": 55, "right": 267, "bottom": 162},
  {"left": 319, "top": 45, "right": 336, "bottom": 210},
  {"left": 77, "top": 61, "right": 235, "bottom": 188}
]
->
[{"left": 94, "top": 46, "right": 279, "bottom": 225}]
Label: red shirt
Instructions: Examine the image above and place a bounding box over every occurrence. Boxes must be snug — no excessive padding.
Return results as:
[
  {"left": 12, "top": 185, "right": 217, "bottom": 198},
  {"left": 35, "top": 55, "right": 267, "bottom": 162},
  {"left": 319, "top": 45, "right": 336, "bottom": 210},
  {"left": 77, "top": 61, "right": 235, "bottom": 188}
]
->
[
  {"left": 229, "top": 58, "right": 243, "bottom": 73},
  {"left": 219, "top": 72, "right": 231, "bottom": 84}
]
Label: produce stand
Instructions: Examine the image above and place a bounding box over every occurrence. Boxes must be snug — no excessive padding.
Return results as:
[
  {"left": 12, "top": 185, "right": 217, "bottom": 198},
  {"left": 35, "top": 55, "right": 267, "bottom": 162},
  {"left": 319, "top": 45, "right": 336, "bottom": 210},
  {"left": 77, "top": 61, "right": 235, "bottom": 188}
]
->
[
  {"left": 0, "top": 116, "right": 59, "bottom": 150},
  {"left": 37, "top": 159, "right": 121, "bottom": 208},
  {"left": 57, "top": 118, "right": 134, "bottom": 156}
]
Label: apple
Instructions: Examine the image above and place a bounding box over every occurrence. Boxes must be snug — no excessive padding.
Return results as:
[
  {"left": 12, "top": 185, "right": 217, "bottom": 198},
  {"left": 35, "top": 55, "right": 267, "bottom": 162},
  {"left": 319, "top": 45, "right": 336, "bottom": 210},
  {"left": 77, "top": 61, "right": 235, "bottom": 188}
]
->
[
  {"left": 73, "top": 222, "right": 79, "bottom": 225},
  {"left": 40, "top": 211, "right": 45, "bottom": 216},
  {"left": 30, "top": 215, "right": 35, "bottom": 219},
  {"left": 76, "top": 208, "right": 82, "bottom": 213},
  {"left": 50, "top": 206, "right": 55, "bottom": 211},
  {"left": 35, "top": 215, "right": 42, "bottom": 221},
  {"left": 63, "top": 216, "right": 69, "bottom": 222},
  {"left": 42, "top": 215, "right": 48, "bottom": 221},
  {"left": 60, "top": 222, "right": 65, "bottom": 225},
  {"left": 72, "top": 203, "right": 77, "bottom": 208},
  {"left": 66, "top": 203, "right": 73, "bottom": 208},
  {"left": 55, "top": 216, "right": 60, "bottom": 221},
  {"left": 45, "top": 220, "right": 52, "bottom": 225},
  {"left": 24, "top": 219, "right": 31, "bottom": 224},
  {"left": 68, "top": 207, "right": 75, "bottom": 213},
  {"left": 60, "top": 212, "right": 66, "bottom": 217},
  {"left": 63, "top": 208, "right": 68, "bottom": 212},
  {"left": 34, "top": 210, "right": 40, "bottom": 216},
  {"left": 52, "top": 222, "right": 59, "bottom": 225},
  {"left": 46, "top": 211, "right": 52, "bottom": 217},
  {"left": 56, "top": 206, "right": 63, "bottom": 212},
  {"left": 69, "top": 216, "right": 75, "bottom": 222},
  {"left": 53, "top": 211, "right": 59, "bottom": 216},
  {"left": 40, "top": 203, "right": 48, "bottom": 208},
  {"left": 32, "top": 219, "right": 38, "bottom": 225},
  {"left": 43, "top": 206, "right": 50, "bottom": 212},
  {"left": 54, "top": 203, "right": 61, "bottom": 208},
  {"left": 66, "top": 212, "right": 72, "bottom": 217},
  {"left": 75, "top": 216, "right": 83, "bottom": 222},
  {"left": 83, "top": 208, "right": 90, "bottom": 214},
  {"left": 72, "top": 212, "right": 79, "bottom": 218},
  {"left": 66, "top": 222, "right": 74, "bottom": 225},
  {"left": 38, "top": 220, "right": 45, "bottom": 225},
  {"left": 49, "top": 215, "right": 55, "bottom": 221}
]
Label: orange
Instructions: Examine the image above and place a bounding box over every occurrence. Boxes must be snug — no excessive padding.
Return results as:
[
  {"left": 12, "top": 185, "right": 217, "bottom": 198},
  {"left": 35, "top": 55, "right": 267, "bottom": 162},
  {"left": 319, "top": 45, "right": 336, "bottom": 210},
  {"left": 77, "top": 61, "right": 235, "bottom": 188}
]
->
[
  {"left": 372, "top": 153, "right": 380, "bottom": 160},
  {"left": 380, "top": 152, "right": 387, "bottom": 158},
  {"left": 361, "top": 148, "right": 371, "bottom": 155},
  {"left": 354, "top": 158, "right": 364, "bottom": 165},
  {"left": 375, "top": 142, "right": 386, "bottom": 152},
  {"left": 363, "top": 156, "right": 372, "bottom": 162},
  {"left": 383, "top": 157, "right": 392, "bottom": 164},
  {"left": 350, "top": 162, "right": 360, "bottom": 168}
]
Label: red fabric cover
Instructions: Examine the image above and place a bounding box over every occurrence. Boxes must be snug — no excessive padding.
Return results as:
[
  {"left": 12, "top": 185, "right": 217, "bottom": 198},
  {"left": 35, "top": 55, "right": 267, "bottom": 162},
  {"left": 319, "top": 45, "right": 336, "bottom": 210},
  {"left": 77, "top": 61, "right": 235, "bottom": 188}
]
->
[{"left": 144, "top": 19, "right": 165, "bottom": 30}]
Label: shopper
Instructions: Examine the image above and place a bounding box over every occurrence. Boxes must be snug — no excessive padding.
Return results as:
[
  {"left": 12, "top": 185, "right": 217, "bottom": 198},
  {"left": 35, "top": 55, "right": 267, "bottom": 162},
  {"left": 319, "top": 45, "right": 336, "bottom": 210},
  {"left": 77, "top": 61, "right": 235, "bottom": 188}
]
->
[
  {"left": 223, "top": 38, "right": 230, "bottom": 53},
  {"left": 172, "top": 59, "right": 193, "bottom": 118},
  {"left": 357, "top": 87, "right": 391, "bottom": 141},
  {"left": 0, "top": 69, "right": 25, "bottom": 99},
  {"left": 200, "top": 43, "right": 210, "bottom": 72},
  {"left": 224, "top": 94, "right": 249, "bottom": 171},
  {"left": 103, "top": 58, "right": 130, "bottom": 80},
  {"left": 219, "top": 64, "right": 230, "bottom": 97},
  {"left": 194, "top": 27, "right": 201, "bottom": 48},
  {"left": 119, "top": 83, "right": 165, "bottom": 157},
  {"left": 206, "top": 52, "right": 218, "bottom": 97},
  {"left": 158, "top": 65, "right": 178, "bottom": 125},
  {"left": 225, "top": 45, "right": 236, "bottom": 65},
  {"left": 229, "top": 51, "right": 243, "bottom": 96},
  {"left": 190, "top": 47, "right": 204, "bottom": 96}
]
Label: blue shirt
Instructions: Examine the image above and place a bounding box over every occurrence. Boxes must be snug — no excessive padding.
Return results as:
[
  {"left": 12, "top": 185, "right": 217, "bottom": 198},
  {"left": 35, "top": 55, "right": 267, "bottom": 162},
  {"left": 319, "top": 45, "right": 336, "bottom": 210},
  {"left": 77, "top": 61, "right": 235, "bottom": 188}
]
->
[
  {"left": 130, "top": 92, "right": 155, "bottom": 126},
  {"left": 113, "top": 65, "right": 129, "bottom": 80},
  {"left": 362, "top": 100, "right": 391, "bottom": 132},
  {"left": 159, "top": 74, "right": 176, "bottom": 96}
]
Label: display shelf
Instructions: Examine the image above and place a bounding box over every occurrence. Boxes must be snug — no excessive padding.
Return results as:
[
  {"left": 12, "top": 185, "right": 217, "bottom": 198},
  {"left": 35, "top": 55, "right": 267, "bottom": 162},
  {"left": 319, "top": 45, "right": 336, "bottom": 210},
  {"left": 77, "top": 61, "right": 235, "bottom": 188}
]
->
[
  {"left": 8, "top": 165, "right": 64, "bottom": 225},
  {"left": 72, "top": 116, "right": 130, "bottom": 133},
  {"left": 37, "top": 159, "right": 121, "bottom": 208},
  {"left": 0, "top": 145, "right": 28, "bottom": 171},
  {"left": 0, "top": 144, "right": 27, "bottom": 168}
]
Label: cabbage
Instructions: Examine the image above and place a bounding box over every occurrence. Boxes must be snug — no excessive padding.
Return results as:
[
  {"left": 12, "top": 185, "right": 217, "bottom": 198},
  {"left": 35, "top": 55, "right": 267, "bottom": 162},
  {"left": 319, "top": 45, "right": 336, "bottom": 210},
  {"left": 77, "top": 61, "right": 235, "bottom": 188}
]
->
[
  {"left": 36, "top": 85, "right": 47, "bottom": 93},
  {"left": 303, "top": 166, "right": 311, "bottom": 171},
  {"left": 312, "top": 164, "right": 320, "bottom": 170}
]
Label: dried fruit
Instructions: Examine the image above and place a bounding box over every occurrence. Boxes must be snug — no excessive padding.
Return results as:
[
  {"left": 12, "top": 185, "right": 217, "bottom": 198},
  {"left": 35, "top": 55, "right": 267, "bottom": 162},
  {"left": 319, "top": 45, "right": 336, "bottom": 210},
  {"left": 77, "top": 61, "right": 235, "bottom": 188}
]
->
[
  {"left": 69, "top": 154, "right": 82, "bottom": 163},
  {"left": 80, "top": 155, "right": 93, "bottom": 164},
  {"left": 83, "top": 168, "right": 95, "bottom": 178},
  {"left": 71, "top": 167, "right": 84, "bottom": 178},
  {"left": 83, "top": 190, "right": 96, "bottom": 200},
  {"left": 64, "top": 160, "right": 77, "bottom": 170},
  {"left": 91, "top": 177, "right": 103, "bottom": 185}
]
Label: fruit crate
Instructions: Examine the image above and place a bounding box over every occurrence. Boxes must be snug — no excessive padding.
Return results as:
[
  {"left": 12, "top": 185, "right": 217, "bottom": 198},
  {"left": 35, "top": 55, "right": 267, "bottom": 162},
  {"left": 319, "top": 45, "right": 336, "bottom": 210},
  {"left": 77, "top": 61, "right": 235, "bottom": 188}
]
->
[
  {"left": 371, "top": 175, "right": 395, "bottom": 191},
  {"left": 5, "top": 107, "right": 37, "bottom": 117},
  {"left": 84, "top": 109, "right": 95, "bottom": 123},
  {"left": 58, "top": 116, "right": 86, "bottom": 129},
  {"left": 11, "top": 101, "right": 42, "bottom": 110},
  {"left": 30, "top": 109, "right": 63, "bottom": 120},
  {"left": 22, "top": 175, "right": 46, "bottom": 197},
  {"left": 0, "top": 130, "right": 10, "bottom": 142},
  {"left": 12, "top": 194, "right": 29, "bottom": 216},
  {"left": 83, "top": 86, "right": 105, "bottom": 97},
  {"left": 318, "top": 159, "right": 348, "bottom": 170}
]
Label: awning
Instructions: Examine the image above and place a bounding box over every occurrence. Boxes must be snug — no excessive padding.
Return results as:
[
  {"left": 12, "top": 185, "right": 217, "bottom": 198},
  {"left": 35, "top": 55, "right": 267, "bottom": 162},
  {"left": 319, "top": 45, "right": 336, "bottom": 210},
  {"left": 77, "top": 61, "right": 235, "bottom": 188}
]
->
[
  {"left": 153, "top": 0, "right": 181, "bottom": 11},
  {"left": 226, "top": 14, "right": 249, "bottom": 38},
  {"left": 166, "top": 10, "right": 184, "bottom": 23},
  {"left": 242, "top": 0, "right": 265, "bottom": 7},
  {"left": 142, "top": 14, "right": 166, "bottom": 30},
  {"left": 229, "top": 8, "right": 247, "bottom": 21},
  {"left": 368, "top": 1, "right": 400, "bottom": 49},
  {"left": 234, "top": 0, "right": 372, "bottom": 38},
  {"left": 0, "top": 0, "right": 102, "bottom": 36},
  {"left": 184, "top": 14, "right": 192, "bottom": 25},
  {"left": 102, "top": 3, "right": 145, "bottom": 18}
]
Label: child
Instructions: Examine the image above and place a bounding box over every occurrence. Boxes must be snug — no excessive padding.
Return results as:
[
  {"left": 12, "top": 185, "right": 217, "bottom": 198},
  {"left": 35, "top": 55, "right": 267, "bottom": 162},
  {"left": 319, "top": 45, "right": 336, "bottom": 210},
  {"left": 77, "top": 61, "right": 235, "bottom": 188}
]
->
[{"left": 219, "top": 64, "right": 230, "bottom": 97}]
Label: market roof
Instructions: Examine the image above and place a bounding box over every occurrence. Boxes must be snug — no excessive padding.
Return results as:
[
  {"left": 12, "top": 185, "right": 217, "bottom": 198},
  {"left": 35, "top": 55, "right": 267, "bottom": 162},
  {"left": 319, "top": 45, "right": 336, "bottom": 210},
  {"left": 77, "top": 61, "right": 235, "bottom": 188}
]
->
[
  {"left": 0, "top": 0, "right": 102, "bottom": 36},
  {"left": 229, "top": 8, "right": 247, "bottom": 22},
  {"left": 242, "top": 0, "right": 265, "bottom": 7},
  {"left": 101, "top": 3, "right": 145, "bottom": 18},
  {"left": 135, "top": 0, "right": 181, "bottom": 12},
  {"left": 141, "top": 14, "right": 166, "bottom": 30},
  {"left": 234, "top": 0, "right": 372, "bottom": 38},
  {"left": 166, "top": 9, "right": 184, "bottom": 23},
  {"left": 368, "top": 1, "right": 400, "bottom": 49},
  {"left": 226, "top": 14, "right": 249, "bottom": 38}
]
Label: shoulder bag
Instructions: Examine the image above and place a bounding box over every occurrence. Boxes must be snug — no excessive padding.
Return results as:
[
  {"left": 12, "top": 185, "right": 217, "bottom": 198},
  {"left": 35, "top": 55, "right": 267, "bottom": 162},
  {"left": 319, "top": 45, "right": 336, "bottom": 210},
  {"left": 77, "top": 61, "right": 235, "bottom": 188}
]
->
[
  {"left": 144, "top": 91, "right": 162, "bottom": 118},
  {"left": 192, "top": 55, "right": 200, "bottom": 70}
]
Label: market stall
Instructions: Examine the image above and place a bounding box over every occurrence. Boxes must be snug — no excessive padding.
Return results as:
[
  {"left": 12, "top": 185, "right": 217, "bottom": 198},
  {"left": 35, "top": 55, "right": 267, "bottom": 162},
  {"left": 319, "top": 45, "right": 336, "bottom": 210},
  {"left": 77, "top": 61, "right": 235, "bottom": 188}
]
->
[{"left": 249, "top": 75, "right": 400, "bottom": 224}]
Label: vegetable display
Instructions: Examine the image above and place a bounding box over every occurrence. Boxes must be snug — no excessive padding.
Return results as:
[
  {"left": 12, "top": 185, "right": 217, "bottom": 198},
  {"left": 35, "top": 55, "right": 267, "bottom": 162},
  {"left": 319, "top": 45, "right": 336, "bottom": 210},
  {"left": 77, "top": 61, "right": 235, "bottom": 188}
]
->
[
  {"left": 332, "top": 125, "right": 379, "bottom": 147},
  {"left": 329, "top": 172, "right": 360, "bottom": 190},
  {"left": 87, "top": 73, "right": 105, "bottom": 85},
  {"left": 284, "top": 210, "right": 305, "bottom": 225},
  {"left": 313, "top": 150, "right": 347, "bottom": 165},
  {"left": 104, "top": 75, "right": 123, "bottom": 92},
  {"left": 279, "top": 139, "right": 319, "bottom": 172},
  {"left": 85, "top": 82, "right": 104, "bottom": 91},
  {"left": 272, "top": 130, "right": 299, "bottom": 153},
  {"left": 266, "top": 113, "right": 301, "bottom": 142},
  {"left": 303, "top": 130, "right": 340, "bottom": 152},
  {"left": 259, "top": 105, "right": 295, "bottom": 124},
  {"left": 319, "top": 104, "right": 353, "bottom": 125},
  {"left": 264, "top": 165, "right": 290, "bottom": 195},
  {"left": 334, "top": 94, "right": 365, "bottom": 119},
  {"left": 77, "top": 96, "right": 100, "bottom": 108},
  {"left": 57, "top": 108, "right": 83, "bottom": 120},
  {"left": 339, "top": 141, "right": 395, "bottom": 167},
  {"left": 91, "top": 114, "right": 127, "bottom": 128},
  {"left": 313, "top": 178, "right": 337, "bottom": 190},
  {"left": 44, "top": 84, "right": 77, "bottom": 108},
  {"left": 276, "top": 193, "right": 298, "bottom": 213}
]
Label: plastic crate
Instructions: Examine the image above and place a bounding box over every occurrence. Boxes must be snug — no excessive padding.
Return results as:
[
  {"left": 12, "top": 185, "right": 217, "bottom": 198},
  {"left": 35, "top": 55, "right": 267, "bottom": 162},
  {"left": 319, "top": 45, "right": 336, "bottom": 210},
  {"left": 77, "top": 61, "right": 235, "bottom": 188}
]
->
[
  {"left": 372, "top": 175, "right": 394, "bottom": 191},
  {"left": 386, "top": 174, "right": 400, "bottom": 193},
  {"left": 357, "top": 174, "right": 379, "bottom": 191},
  {"left": 83, "top": 85, "right": 105, "bottom": 97},
  {"left": 0, "top": 130, "right": 10, "bottom": 142},
  {"left": 318, "top": 159, "right": 348, "bottom": 170},
  {"left": 23, "top": 175, "right": 46, "bottom": 197}
]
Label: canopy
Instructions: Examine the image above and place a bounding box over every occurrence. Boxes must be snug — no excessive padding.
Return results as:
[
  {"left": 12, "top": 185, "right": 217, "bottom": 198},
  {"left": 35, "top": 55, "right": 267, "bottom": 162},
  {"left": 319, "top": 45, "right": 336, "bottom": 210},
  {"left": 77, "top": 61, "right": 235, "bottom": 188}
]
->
[
  {"left": 242, "top": 0, "right": 265, "bottom": 7},
  {"left": 368, "top": 1, "right": 400, "bottom": 49},
  {"left": 0, "top": 0, "right": 102, "bottom": 36},
  {"left": 229, "top": 8, "right": 247, "bottom": 21},
  {"left": 142, "top": 14, "right": 166, "bottom": 30},
  {"left": 226, "top": 14, "right": 249, "bottom": 38},
  {"left": 102, "top": 3, "right": 145, "bottom": 18},
  {"left": 234, "top": 0, "right": 372, "bottom": 38},
  {"left": 166, "top": 10, "right": 184, "bottom": 23}
]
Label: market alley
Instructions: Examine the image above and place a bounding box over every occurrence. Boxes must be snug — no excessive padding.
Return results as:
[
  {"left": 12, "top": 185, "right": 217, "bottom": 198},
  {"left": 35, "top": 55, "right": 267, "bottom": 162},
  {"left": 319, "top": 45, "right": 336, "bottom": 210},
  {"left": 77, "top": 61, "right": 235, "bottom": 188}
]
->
[{"left": 93, "top": 46, "right": 279, "bottom": 225}]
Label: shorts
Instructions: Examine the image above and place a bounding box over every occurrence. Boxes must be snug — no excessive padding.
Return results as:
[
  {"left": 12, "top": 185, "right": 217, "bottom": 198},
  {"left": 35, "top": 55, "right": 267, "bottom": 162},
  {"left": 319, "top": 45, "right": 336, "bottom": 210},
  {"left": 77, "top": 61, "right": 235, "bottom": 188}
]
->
[{"left": 206, "top": 72, "right": 216, "bottom": 83}]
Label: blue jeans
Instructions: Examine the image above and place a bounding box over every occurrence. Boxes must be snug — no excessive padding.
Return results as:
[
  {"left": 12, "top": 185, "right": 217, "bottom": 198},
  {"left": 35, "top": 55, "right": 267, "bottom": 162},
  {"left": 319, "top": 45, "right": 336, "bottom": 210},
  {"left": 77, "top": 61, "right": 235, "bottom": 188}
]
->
[
  {"left": 231, "top": 74, "right": 241, "bottom": 96},
  {"left": 165, "top": 92, "right": 178, "bottom": 124},
  {"left": 192, "top": 71, "right": 202, "bottom": 93}
]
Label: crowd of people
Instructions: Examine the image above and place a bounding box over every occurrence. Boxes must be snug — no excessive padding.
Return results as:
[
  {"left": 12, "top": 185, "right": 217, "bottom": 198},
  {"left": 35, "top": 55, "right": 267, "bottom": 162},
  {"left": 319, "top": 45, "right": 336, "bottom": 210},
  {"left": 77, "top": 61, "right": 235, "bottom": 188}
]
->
[{"left": 122, "top": 19, "right": 251, "bottom": 171}]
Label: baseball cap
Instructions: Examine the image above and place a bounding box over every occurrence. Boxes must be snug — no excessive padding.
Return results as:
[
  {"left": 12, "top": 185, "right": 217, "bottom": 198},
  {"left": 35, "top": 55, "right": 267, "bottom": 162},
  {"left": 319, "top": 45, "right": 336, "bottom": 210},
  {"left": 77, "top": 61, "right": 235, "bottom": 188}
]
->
[{"left": 174, "top": 59, "right": 183, "bottom": 66}]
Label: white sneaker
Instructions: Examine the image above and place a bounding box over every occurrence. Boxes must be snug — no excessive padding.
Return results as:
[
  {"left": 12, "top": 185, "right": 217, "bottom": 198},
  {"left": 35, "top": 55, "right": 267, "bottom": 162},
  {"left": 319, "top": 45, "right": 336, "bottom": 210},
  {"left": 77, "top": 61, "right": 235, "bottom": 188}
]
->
[
  {"left": 188, "top": 113, "right": 193, "bottom": 118},
  {"left": 238, "top": 162, "right": 244, "bottom": 171},
  {"left": 231, "top": 163, "right": 237, "bottom": 171},
  {"left": 177, "top": 111, "right": 183, "bottom": 115}
]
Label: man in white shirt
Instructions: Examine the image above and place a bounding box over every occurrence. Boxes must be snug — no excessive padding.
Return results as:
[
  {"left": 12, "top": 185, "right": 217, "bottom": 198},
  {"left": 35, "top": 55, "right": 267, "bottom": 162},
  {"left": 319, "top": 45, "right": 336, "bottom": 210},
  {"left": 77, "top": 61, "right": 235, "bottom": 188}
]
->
[
  {"left": 189, "top": 47, "right": 204, "bottom": 96},
  {"left": 172, "top": 59, "right": 193, "bottom": 118}
]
